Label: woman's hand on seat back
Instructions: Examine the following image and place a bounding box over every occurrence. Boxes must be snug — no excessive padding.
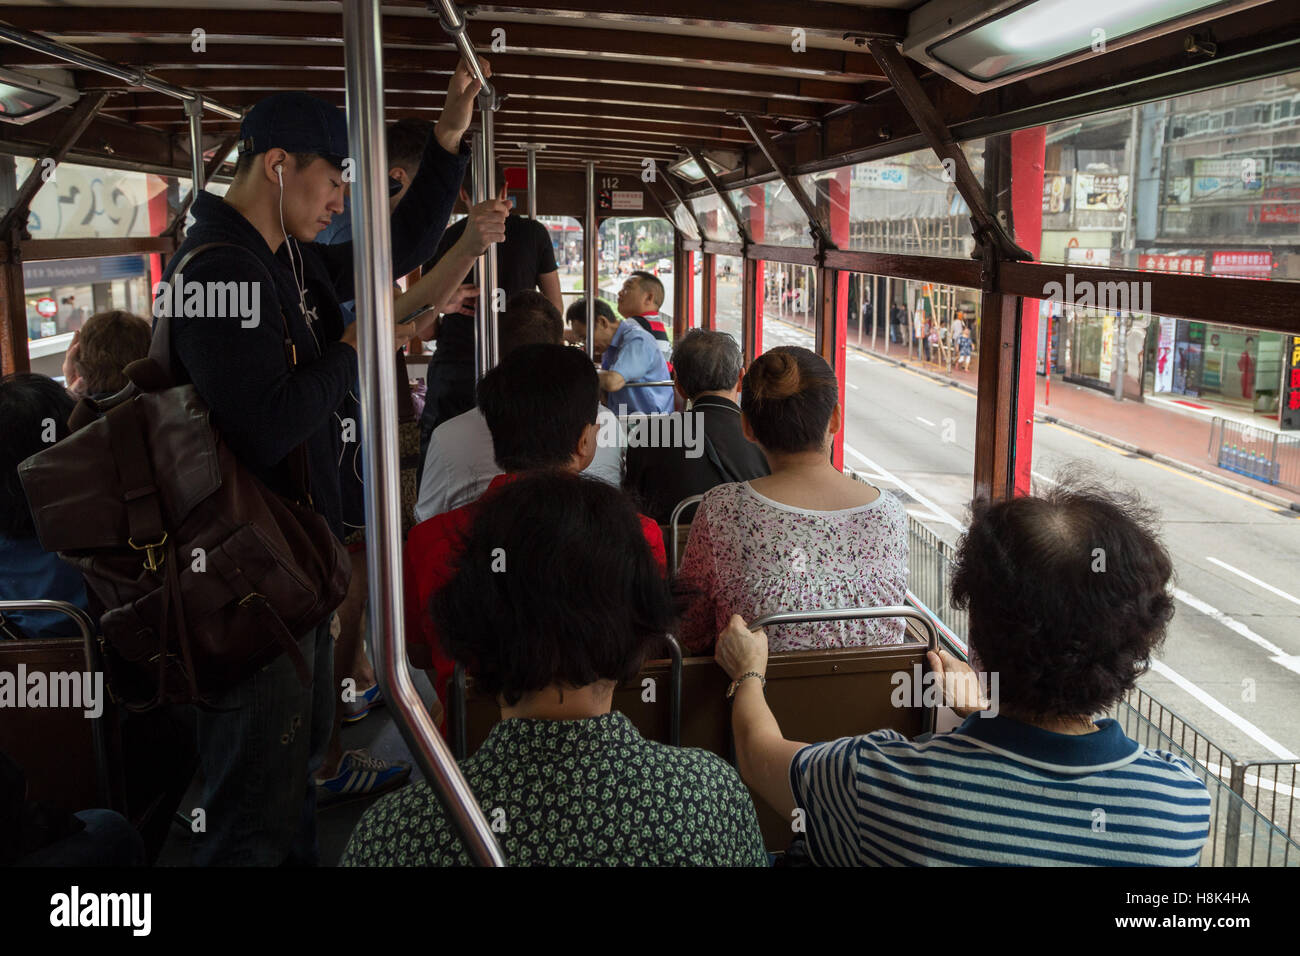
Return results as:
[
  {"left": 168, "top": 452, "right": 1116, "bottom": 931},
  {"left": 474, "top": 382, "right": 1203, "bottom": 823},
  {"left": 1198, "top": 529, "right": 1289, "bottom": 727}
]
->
[{"left": 716, "top": 614, "right": 768, "bottom": 680}]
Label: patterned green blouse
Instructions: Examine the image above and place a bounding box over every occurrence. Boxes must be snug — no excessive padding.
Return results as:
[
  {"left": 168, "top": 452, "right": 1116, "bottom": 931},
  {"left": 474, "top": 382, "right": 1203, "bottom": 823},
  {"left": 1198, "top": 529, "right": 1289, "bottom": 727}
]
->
[{"left": 341, "top": 712, "right": 769, "bottom": 866}]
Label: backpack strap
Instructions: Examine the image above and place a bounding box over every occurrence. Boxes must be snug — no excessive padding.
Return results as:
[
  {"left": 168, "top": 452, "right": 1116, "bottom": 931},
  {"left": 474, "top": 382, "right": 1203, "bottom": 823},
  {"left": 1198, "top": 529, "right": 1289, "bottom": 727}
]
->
[{"left": 157, "top": 241, "right": 314, "bottom": 505}]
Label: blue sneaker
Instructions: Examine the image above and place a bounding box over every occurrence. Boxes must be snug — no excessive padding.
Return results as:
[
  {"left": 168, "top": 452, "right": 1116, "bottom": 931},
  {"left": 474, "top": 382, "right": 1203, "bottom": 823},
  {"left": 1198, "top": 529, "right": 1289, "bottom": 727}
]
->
[
  {"left": 343, "top": 682, "right": 384, "bottom": 725},
  {"left": 314, "top": 749, "right": 411, "bottom": 803}
]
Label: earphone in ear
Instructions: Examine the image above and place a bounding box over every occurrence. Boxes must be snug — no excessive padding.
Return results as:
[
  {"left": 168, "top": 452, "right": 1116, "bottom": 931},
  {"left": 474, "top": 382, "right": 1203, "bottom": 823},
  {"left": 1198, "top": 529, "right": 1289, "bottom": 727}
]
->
[{"left": 275, "top": 163, "right": 284, "bottom": 182}]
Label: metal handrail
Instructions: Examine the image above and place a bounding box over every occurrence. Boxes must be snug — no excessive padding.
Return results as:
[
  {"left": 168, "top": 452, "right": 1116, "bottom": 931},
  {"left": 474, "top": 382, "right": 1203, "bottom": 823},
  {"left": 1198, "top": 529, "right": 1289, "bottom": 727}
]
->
[
  {"left": 342, "top": 0, "right": 503, "bottom": 867},
  {"left": 433, "top": 0, "right": 496, "bottom": 103},
  {"left": 618, "top": 380, "right": 675, "bottom": 388},
  {"left": 750, "top": 606, "right": 937, "bottom": 653},
  {"left": 669, "top": 493, "right": 705, "bottom": 570},
  {"left": 749, "top": 605, "right": 940, "bottom": 734},
  {"left": 0, "top": 599, "right": 120, "bottom": 811},
  {"left": 0, "top": 23, "right": 241, "bottom": 120}
]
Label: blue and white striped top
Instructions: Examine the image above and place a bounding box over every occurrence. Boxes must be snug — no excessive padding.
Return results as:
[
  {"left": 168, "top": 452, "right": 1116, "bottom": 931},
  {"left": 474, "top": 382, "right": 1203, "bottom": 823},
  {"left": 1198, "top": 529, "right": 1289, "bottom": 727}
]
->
[{"left": 789, "top": 715, "right": 1211, "bottom": 866}]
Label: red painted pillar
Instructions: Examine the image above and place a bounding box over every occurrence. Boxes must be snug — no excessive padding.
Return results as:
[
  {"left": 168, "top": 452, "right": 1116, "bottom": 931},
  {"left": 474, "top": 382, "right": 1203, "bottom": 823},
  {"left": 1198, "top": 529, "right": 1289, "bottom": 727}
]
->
[
  {"left": 1010, "top": 127, "right": 1046, "bottom": 497},
  {"left": 829, "top": 168, "right": 851, "bottom": 470},
  {"left": 689, "top": 251, "right": 697, "bottom": 329},
  {"left": 746, "top": 185, "right": 764, "bottom": 360},
  {"left": 147, "top": 173, "right": 170, "bottom": 296}
]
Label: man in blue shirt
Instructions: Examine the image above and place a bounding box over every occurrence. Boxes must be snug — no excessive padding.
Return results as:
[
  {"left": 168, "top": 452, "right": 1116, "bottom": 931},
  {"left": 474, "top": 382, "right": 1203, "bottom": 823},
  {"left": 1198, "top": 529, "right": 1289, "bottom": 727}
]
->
[{"left": 565, "top": 299, "right": 672, "bottom": 415}]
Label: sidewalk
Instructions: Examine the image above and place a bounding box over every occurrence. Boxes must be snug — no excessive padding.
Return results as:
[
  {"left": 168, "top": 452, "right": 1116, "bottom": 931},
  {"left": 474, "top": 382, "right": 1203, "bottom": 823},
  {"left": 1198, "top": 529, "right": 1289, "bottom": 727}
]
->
[{"left": 852, "top": 336, "right": 1300, "bottom": 511}]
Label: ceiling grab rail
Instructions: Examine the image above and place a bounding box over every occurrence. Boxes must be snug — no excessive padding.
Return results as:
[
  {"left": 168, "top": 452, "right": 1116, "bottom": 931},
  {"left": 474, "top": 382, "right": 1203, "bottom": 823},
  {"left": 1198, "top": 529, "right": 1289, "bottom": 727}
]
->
[
  {"left": 0, "top": 22, "right": 241, "bottom": 120},
  {"left": 342, "top": 0, "right": 504, "bottom": 867},
  {"left": 435, "top": 0, "right": 500, "bottom": 382}
]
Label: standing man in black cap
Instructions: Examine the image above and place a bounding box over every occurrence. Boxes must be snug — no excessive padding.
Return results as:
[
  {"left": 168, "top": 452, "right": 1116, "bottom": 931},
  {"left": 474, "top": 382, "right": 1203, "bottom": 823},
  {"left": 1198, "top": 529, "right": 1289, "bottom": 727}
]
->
[{"left": 162, "top": 57, "right": 500, "bottom": 866}]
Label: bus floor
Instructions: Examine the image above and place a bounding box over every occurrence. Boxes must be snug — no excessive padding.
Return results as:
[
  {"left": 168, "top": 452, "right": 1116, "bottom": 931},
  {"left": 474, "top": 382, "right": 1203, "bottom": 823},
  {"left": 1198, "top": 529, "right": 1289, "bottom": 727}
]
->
[{"left": 156, "top": 668, "right": 442, "bottom": 866}]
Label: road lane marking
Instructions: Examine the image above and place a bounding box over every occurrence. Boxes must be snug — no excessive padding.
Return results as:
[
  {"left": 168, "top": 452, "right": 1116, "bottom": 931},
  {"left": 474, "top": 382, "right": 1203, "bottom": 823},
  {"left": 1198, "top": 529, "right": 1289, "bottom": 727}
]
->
[
  {"left": 1148, "top": 660, "right": 1297, "bottom": 760},
  {"left": 1030, "top": 470, "right": 1059, "bottom": 486},
  {"left": 847, "top": 382, "right": 860, "bottom": 391},
  {"left": 843, "top": 443, "right": 965, "bottom": 532},
  {"left": 1205, "top": 557, "right": 1300, "bottom": 609},
  {"left": 916, "top": 416, "right": 936, "bottom": 427},
  {"left": 1172, "top": 587, "right": 1300, "bottom": 677}
]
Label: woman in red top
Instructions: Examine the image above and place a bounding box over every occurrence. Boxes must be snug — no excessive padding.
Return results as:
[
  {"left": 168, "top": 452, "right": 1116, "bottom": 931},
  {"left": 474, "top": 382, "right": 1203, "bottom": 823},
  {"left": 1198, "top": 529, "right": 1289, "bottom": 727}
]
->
[{"left": 403, "top": 343, "right": 665, "bottom": 716}]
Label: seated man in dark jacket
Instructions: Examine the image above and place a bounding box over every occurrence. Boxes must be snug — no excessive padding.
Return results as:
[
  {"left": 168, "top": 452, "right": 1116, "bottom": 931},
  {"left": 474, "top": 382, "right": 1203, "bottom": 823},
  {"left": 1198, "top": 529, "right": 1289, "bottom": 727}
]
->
[
  {"left": 160, "top": 58, "right": 485, "bottom": 866},
  {"left": 623, "top": 329, "right": 770, "bottom": 525}
]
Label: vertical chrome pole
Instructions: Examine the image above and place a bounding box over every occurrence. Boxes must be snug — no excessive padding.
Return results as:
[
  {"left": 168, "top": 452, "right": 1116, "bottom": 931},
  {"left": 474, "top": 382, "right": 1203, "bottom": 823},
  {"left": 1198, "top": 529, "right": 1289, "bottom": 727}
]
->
[
  {"left": 480, "top": 100, "right": 499, "bottom": 372},
  {"left": 342, "top": 0, "right": 503, "bottom": 867},
  {"left": 526, "top": 145, "right": 538, "bottom": 219},
  {"left": 584, "top": 160, "right": 596, "bottom": 359},
  {"left": 471, "top": 130, "right": 490, "bottom": 384},
  {"left": 185, "top": 96, "right": 205, "bottom": 193}
]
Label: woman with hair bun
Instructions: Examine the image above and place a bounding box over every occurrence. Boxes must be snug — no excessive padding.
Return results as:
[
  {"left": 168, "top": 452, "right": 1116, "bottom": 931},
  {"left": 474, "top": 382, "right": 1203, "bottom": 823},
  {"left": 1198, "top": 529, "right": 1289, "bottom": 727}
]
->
[{"left": 676, "top": 346, "right": 907, "bottom": 653}]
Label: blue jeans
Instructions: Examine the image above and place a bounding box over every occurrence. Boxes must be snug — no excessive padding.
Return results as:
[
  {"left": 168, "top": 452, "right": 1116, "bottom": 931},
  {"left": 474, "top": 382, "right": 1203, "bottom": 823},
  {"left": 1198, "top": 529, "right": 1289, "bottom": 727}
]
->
[
  {"left": 18, "top": 809, "right": 145, "bottom": 867},
  {"left": 191, "top": 619, "right": 334, "bottom": 866}
]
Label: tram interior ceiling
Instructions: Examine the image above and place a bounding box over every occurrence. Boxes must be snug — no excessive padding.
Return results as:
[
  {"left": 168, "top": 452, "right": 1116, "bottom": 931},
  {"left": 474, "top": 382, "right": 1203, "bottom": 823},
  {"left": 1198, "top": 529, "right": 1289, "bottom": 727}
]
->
[{"left": 0, "top": 0, "right": 1298, "bottom": 877}]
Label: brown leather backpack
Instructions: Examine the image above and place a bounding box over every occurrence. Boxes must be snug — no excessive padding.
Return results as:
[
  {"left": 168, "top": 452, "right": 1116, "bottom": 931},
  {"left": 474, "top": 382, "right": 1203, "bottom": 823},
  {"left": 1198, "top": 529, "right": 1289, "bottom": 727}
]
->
[{"left": 18, "top": 243, "right": 349, "bottom": 710}]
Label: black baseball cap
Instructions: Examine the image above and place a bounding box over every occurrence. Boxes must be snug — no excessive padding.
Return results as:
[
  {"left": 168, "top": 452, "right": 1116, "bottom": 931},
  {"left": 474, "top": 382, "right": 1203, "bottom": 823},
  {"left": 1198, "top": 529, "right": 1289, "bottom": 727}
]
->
[
  {"left": 238, "top": 92, "right": 405, "bottom": 196},
  {"left": 237, "top": 92, "right": 349, "bottom": 171}
]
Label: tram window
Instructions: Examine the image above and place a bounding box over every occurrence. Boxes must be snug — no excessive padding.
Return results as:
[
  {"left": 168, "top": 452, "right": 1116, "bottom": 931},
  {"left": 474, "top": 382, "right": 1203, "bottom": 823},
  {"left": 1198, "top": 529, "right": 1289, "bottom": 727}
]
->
[
  {"left": 731, "top": 183, "right": 814, "bottom": 249},
  {"left": 598, "top": 217, "right": 675, "bottom": 318},
  {"left": 713, "top": 255, "right": 742, "bottom": 349},
  {"left": 1029, "top": 69, "right": 1300, "bottom": 265},
  {"left": 688, "top": 193, "right": 741, "bottom": 243},
  {"left": 799, "top": 143, "right": 984, "bottom": 258},
  {"left": 763, "top": 262, "right": 815, "bottom": 334}
]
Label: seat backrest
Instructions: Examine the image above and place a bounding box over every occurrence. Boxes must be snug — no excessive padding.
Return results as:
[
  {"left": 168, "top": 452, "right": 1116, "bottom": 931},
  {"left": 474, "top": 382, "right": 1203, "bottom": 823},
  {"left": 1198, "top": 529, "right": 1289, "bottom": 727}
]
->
[
  {"left": 0, "top": 637, "right": 103, "bottom": 811},
  {"left": 0, "top": 600, "right": 120, "bottom": 814}
]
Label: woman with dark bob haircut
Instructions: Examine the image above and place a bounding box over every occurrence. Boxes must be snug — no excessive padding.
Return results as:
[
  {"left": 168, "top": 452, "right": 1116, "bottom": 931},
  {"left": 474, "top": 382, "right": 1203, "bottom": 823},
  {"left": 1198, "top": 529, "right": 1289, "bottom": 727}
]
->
[
  {"left": 343, "top": 471, "right": 767, "bottom": 867},
  {"left": 714, "top": 475, "right": 1211, "bottom": 866}
]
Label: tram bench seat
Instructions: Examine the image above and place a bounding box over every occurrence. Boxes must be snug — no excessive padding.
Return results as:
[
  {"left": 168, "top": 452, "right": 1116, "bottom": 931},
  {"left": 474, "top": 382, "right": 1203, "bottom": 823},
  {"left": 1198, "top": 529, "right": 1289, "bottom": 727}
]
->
[
  {"left": 0, "top": 634, "right": 119, "bottom": 814},
  {"left": 449, "top": 617, "right": 934, "bottom": 850}
]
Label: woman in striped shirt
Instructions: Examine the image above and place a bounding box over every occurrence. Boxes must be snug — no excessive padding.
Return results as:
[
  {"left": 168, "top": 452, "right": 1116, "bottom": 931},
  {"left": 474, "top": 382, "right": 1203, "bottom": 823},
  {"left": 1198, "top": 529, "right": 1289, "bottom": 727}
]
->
[{"left": 715, "top": 478, "right": 1212, "bottom": 866}]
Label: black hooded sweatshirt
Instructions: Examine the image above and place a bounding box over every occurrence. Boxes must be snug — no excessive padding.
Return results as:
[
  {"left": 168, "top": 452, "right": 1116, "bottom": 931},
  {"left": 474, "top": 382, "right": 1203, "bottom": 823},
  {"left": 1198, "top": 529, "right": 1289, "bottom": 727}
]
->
[{"left": 162, "top": 134, "right": 469, "bottom": 538}]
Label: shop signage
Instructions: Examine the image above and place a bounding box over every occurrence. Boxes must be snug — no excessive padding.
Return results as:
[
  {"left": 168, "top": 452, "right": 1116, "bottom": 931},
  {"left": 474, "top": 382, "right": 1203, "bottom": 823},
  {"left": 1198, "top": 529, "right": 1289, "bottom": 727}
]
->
[
  {"left": 23, "top": 255, "right": 147, "bottom": 287},
  {"left": 1073, "top": 173, "right": 1128, "bottom": 211},
  {"left": 1193, "top": 157, "right": 1266, "bottom": 198},
  {"left": 35, "top": 296, "right": 58, "bottom": 318},
  {"left": 1211, "top": 250, "right": 1274, "bottom": 279},
  {"left": 854, "top": 163, "right": 909, "bottom": 190},
  {"left": 1138, "top": 254, "right": 1205, "bottom": 274},
  {"left": 1282, "top": 337, "right": 1300, "bottom": 431},
  {"left": 1042, "top": 174, "right": 1070, "bottom": 214},
  {"left": 1154, "top": 317, "right": 1177, "bottom": 393}
]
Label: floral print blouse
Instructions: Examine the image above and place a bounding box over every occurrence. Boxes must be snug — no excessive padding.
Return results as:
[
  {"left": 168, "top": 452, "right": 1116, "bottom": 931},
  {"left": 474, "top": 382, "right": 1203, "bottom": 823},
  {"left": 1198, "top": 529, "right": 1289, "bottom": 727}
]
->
[
  {"left": 340, "top": 712, "right": 768, "bottom": 867},
  {"left": 677, "top": 481, "right": 908, "bottom": 653}
]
